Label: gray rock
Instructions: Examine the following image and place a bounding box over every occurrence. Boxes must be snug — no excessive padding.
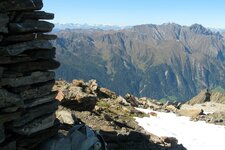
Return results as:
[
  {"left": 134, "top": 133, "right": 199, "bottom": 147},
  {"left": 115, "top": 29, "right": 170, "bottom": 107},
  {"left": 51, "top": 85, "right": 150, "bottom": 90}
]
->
[
  {"left": 9, "top": 20, "right": 54, "bottom": 34},
  {"left": 12, "top": 101, "right": 58, "bottom": 127},
  {"left": 0, "top": 13, "right": 9, "bottom": 33},
  {"left": 0, "top": 40, "right": 53, "bottom": 56},
  {"left": 0, "top": 141, "right": 16, "bottom": 150},
  {"left": 0, "top": 124, "right": 5, "bottom": 143},
  {"left": 24, "top": 92, "right": 57, "bottom": 108},
  {"left": 0, "top": 0, "right": 43, "bottom": 12},
  {"left": 15, "top": 81, "right": 55, "bottom": 100},
  {"left": 5, "top": 59, "right": 60, "bottom": 73},
  {"left": 1, "top": 71, "right": 55, "bottom": 87},
  {"left": 0, "top": 111, "right": 22, "bottom": 123},
  {"left": 0, "top": 88, "right": 23, "bottom": 108},
  {"left": 12, "top": 113, "right": 55, "bottom": 135},
  {"left": 0, "top": 56, "right": 33, "bottom": 65},
  {"left": 19, "top": 11, "right": 54, "bottom": 20},
  {"left": 0, "top": 35, "right": 3, "bottom": 42},
  {"left": 26, "top": 48, "right": 56, "bottom": 59},
  {"left": 4, "top": 33, "right": 57, "bottom": 42},
  {"left": 0, "top": 67, "right": 3, "bottom": 78},
  {"left": 56, "top": 106, "right": 75, "bottom": 125}
]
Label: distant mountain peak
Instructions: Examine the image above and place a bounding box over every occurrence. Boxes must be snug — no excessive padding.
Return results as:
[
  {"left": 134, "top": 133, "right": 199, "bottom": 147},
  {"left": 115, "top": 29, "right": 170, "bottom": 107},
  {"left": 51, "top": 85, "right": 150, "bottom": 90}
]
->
[{"left": 190, "top": 24, "right": 213, "bottom": 35}]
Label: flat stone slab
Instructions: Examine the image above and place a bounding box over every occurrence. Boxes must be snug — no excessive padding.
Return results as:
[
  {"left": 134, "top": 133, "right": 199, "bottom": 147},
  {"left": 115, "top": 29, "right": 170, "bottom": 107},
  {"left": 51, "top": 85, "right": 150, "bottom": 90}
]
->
[
  {"left": 18, "top": 81, "right": 55, "bottom": 100},
  {"left": 12, "top": 113, "right": 55, "bottom": 135},
  {"left": 20, "top": 11, "right": 54, "bottom": 20},
  {"left": 0, "top": 40, "right": 53, "bottom": 56},
  {"left": 0, "top": 0, "right": 43, "bottom": 12},
  {"left": 9, "top": 20, "right": 54, "bottom": 34},
  {"left": 0, "top": 56, "right": 33, "bottom": 65},
  {"left": 0, "top": 13, "right": 9, "bottom": 33},
  {"left": 26, "top": 48, "right": 56, "bottom": 59},
  {"left": 0, "top": 124, "right": 5, "bottom": 143},
  {"left": 5, "top": 59, "right": 60, "bottom": 73},
  {"left": 1, "top": 71, "right": 55, "bottom": 87},
  {"left": 12, "top": 101, "right": 58, "bottom": 127},
  {"left": 0, "top": 67, "right": 3, "bottom": 78},
  {"left": 4, "top": 33, "right": 57, "bottom": 42},
  {"left": 0, "top": 88, "right": 23, "bottom": 108},
  {"left": 0, "top": 111, "right": 22, "bottom": 123},
  {"left": 24, "top": 92, "right": 57, "bottom": 108},
  {"left": 0, "top": 35, "right": 3, "bottom": 42}
]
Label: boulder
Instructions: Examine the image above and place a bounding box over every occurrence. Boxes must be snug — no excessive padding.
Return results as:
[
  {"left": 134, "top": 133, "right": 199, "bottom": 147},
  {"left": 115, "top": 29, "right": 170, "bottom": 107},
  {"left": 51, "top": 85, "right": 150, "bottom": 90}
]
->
[
  {"left": 9, "top": 20, "right": 54, "bottom": 33},
  {"left": 177, "top": 109, "right": 204, "bottom": 118},
  {"left": 1, "top": 71, "right": 55, "bottom": 87},
  {"left": 0, "top": 0, "right": 43, "bottom": 12},
  {"left": 56, "top": 106, "right": 75, "bottom": 125},
  {"left": 165, "top": 105, "right": 178, "bottom": 112},
  {"left": 98, "top": 87, "right": 117, "bottom": 99}
]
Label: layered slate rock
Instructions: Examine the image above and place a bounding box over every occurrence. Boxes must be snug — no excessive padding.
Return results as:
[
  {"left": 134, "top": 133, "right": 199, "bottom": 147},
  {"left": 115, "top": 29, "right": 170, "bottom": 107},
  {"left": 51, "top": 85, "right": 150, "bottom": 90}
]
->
[{"left": 0, "top": 0, "right": 59, "bottom": 149}]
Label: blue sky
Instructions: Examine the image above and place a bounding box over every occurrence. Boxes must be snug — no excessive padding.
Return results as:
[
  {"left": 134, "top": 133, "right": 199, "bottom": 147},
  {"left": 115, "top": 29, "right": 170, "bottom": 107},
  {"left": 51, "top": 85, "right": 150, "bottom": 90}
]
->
[{"left": 43, "top": 0, "right": 225, "bottom": 28}]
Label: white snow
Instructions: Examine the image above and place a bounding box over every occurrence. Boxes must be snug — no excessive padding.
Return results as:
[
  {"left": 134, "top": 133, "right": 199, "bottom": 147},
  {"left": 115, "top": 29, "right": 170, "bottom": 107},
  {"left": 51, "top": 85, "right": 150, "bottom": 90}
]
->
[{"left": 135, "top": 108, "right": 225, "bottom": 150}]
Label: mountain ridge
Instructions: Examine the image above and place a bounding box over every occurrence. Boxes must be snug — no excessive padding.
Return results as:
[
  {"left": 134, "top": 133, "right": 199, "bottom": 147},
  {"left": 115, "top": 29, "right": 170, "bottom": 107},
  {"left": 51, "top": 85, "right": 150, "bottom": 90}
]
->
[{"left": 53, "top": 23, "right": 225, "bottom": 101}]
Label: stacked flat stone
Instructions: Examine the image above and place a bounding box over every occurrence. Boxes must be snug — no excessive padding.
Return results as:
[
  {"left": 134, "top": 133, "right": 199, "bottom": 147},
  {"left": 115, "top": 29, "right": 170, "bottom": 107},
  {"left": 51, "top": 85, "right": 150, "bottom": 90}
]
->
[{"left": 0, "top": 0, "right": 59, "bottom": 149}]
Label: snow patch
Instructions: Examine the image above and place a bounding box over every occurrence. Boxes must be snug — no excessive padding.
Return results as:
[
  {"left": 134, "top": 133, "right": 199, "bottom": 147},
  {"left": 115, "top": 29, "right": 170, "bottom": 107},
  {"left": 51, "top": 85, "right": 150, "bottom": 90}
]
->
[{"left": 135, "top": 108, "right": 225, "bottom": 150}]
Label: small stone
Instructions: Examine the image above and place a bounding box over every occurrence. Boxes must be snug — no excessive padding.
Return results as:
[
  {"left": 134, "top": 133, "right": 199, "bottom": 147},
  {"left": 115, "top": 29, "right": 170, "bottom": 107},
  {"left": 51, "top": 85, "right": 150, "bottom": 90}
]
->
[{"left": 20, "top": 11, "right": 54, "bottom": 20}]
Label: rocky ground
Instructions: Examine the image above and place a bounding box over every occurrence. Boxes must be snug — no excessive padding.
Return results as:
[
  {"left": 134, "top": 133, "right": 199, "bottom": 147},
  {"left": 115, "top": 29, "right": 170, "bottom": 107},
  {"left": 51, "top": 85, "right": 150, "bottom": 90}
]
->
[
  {"left": 37, "top": 79, "right": 225, "bottom": 150},
  {"left": 45, "top": 79, "right": 186, "bottom": 150}
]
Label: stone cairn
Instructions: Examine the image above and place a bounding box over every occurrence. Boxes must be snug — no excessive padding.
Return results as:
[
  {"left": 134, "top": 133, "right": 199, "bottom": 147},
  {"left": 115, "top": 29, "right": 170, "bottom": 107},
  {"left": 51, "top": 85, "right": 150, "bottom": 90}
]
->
[{"left": 0, "top": 0, "right": 60, "bottom": 149}]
